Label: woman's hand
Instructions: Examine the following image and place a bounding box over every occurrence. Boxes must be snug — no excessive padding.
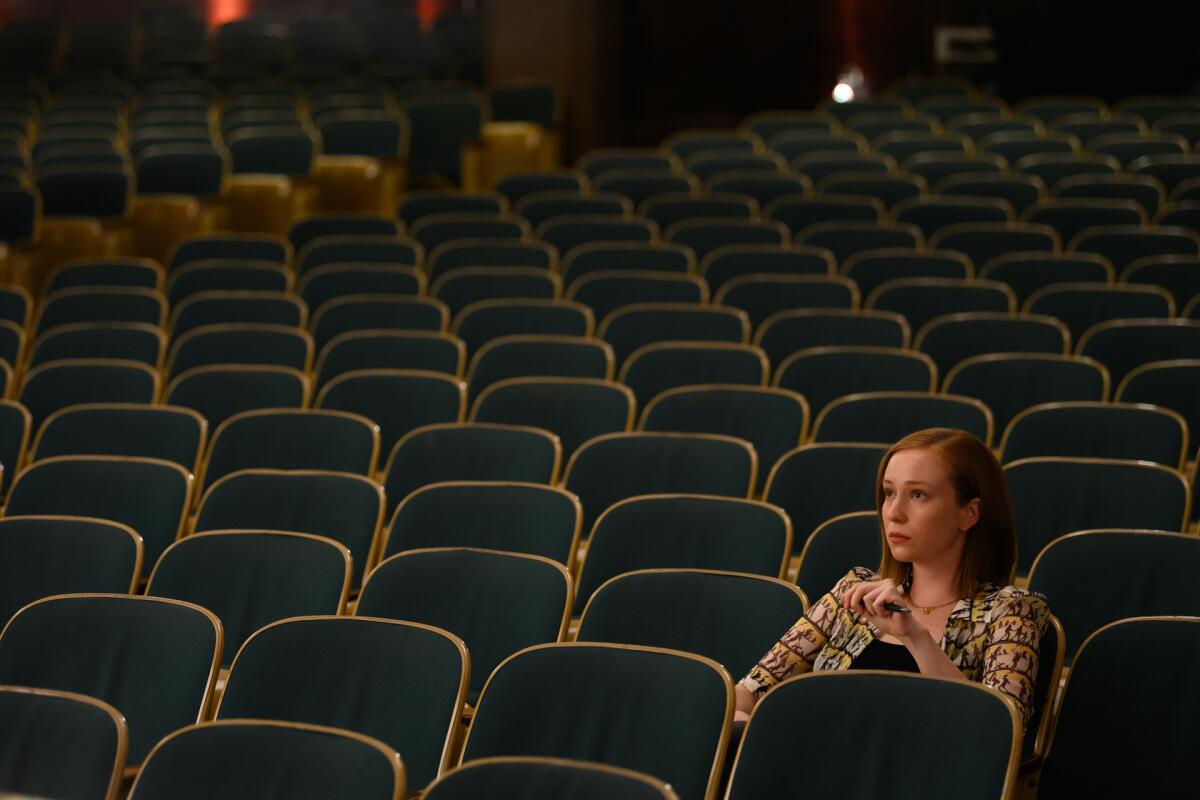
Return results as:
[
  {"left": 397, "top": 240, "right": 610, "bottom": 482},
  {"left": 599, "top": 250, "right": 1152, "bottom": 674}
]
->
[{"left": 841, "top": 578, "right": 926, "bottom": 643}]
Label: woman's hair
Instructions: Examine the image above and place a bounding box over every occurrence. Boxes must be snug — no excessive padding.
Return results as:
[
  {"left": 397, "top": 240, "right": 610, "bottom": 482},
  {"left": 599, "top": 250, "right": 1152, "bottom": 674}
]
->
[{"left": 875, "top": 428, "right": 1017, "bottom": 596}]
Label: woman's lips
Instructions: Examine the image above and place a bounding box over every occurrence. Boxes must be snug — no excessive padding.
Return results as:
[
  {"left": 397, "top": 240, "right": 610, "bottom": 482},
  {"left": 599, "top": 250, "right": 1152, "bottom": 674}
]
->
[{"left": 886, "top": 532, "right": 910, "bottom": 542}]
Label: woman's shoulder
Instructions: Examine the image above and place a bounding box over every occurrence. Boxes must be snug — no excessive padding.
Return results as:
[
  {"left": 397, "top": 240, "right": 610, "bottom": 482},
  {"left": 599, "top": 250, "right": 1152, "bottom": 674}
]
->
[{"left": 976, "top": 582, "right": 1050, "bottom": 619}]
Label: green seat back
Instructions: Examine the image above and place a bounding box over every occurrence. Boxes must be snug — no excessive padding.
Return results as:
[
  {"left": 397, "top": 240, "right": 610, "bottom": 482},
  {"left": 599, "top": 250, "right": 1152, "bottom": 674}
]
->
[
  {"left": 795, "top": 512, "right": 881, "bottom": 602},
  {"left": 128, "top": 720, "right": 402, "bottom": 800},
  {"left": 410, "top": 215, "right": 527, "bottom": 254},
  {"left": 1078, "top": 319, "right": 1200, "bottom": 385},
  {"left": 463, "top": 643, "right": 730, "bottom": 800},
  {"left": 46, "top": 258, "right": 161, "bottom": 294},
  {"left": 867, "top": 279, "right": 1015, "bottom": 337},
  {"left": 163, "top": 364, "right": 306, "bottom": 430},
  {"left": 945, "top": 355, "right": 1107, "bottom": 435},
  {"left": 0, "top": 686, "right": 125, "bottom": 800},
  {"left": 1001, "top": 403, "right": 1185, "bottom": 466},
  {"left": 0, "top": 400, "right": 30, "bottom": 496},
  {"left": 171, "top": 292, "right": 303, "bottom": 337},
  {"left": 578, "top": 569, "right": 804, "bottom": 680},
  {"left": 930, "top": 223, "right": 1058, "bottom": 270},
  {"left": 30, "top": 324, "right": 164, "bottom": 368},
  {"left": 763, "top": 444, "right": 887, "bottom": 556},
  {"left": 1027, "top": 284, "right": 1173, "bottom": 342},
  {"left": 601, "top": 305, "right": 748, "bottom": 366},
  {"left": 296, "top": 236, "right": 421, "bottom": 278},
  {"left": 916, "top": 313, "right": 1069, "bottom": 376},
  {"left": 756, "top": 310, "right": 908, "bottom": 365},
  {"left": 666, "top": 220, "right": 787, "bottom": 264},
  {"left": 384, "top": 481, "right": 580, "bottom": 566},
  {"left": 312, "top": 296, "right": 447, "bottom": 352},
  {"left": 299, "top": 266, "right": 423, "bottom": 315},
  {"left": 453, "top": 301, "right": 591, "bottom": 356},
  {"left": 316, "top": 331, "right": 463, "bottom": 388},
  {"left": 1037, "top": 618, "right": 1200, "bottom": 799},
  {"left": 0, "top": 516, "right": 141, "bottom": 626},
  {"left": 6, "top": 456, "right": 189, "bottom": 570},
  {"left": 813, "top": 392, "right": 992, "bottom": 445},
  {"left": 20, "top": 360, "right": 158, "bottom": 430},
  {"left": 1028, "top": 531, "right": 1200, "bottom": 658},
  {"left": 195, "top": 470, "right": 382, "bottom": 588},
  {"left": 427, "top": 240, "right": 554, "bottom": 284},
  {"left": 1071, "top": 226, "right": 1199, "bottom": 271},
  {"left": 433, "top": 269, "right": 558, "bottom": 317},
  {"left": 980, "top": 254, "right": 1111, "bottom": 306},
  {"left": 576, "top": 495, "right": 790, "bottom": 606},
  {"left": 1005, "top": 457, "right": 1189, "bottom": 574},
  {"left": 0, "top": 595, "right": 219, "bottom": 764},
  {"left": 399, "top": 192, "right": 506, "bottom": 228},
  {"left": 202, "top": 409, "right": 376, "bottom": 491},
  {"left": 382, "top": 423, "right": 560, "bottom": 517},
  {"left": 728, "top": 672, "right": 1016, "bottom": 800},
  {"left": 168, "top": 325, "right": 311, "bottom": 379},
  {"left": 844, "top": 250, "right": 971, "bottom": 299},
  {"left": 317, "top": 370, "right": 464, "bottom": 468},
  {"left": 1116, "top": 360, "right": 1200, "bottom": 459},
  {"left": 565, "top": 433, "right": 756, "bottom": 533},
  {"left": 700, "top": 245, "right": 832, "bottom": 294},
  {"left": 466, "top": 336, "right": 612, "bottom": 399},
  {"left": 471, "top": 378, "right": 632, "bottom": 459},
  {"left": 166, "top": 261, "right": 291, "bottom": 306},
  {"left": 288, "top": 215, "right": 400, "bottom": 250},
  {"left": 357, "top": 548, "right": 569, "bottom": 702},
  {"left": 797, "top": 222, "right": 922, "bottom": 267},
  {"left": 36, "top": 288, "right": 165, "bottom": 334},
  {"left": 765, "top": 196, "right": 882, "bottom": 236},
  {"left": 424, "top": 757, "right": 676, "bottom": 800},
  {"left": 148, "top": 531, "right": 350, "bottom": 668},
  {"left": 569, "top": 273, "right": 705, "bottom": 324},
  {"left": 620, "top": 344, "right": 766, "bottom": 409},
  {"left": 219, "top": 617, "right": 465, "bottom": 792},
  {"left": 641, "top": 386, "right": 806, "bottom": 492},
  {"left": 561, "top": 243, "right": 692, "bottom": 288},
  {"left": 775, "top": 347, "right": 934, "bottom": 416}
]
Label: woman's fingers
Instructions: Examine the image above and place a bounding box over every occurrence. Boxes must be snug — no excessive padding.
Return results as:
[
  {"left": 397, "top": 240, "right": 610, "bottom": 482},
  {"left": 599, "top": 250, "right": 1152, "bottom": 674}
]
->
[{"left": 863, "top": 582, "right": 903, "bottom": 616}]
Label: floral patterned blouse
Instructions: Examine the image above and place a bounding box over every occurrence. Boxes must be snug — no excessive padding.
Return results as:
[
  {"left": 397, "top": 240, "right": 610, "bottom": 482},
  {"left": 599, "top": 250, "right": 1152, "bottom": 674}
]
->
[{"left": 739, "top": 566, "right": 1050, "bottom": 725}]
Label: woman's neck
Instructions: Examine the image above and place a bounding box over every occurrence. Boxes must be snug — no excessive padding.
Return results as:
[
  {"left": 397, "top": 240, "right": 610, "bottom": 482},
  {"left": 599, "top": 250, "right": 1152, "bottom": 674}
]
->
[{"left": 909, "top": 561, "right": 962, "bottom": 606}]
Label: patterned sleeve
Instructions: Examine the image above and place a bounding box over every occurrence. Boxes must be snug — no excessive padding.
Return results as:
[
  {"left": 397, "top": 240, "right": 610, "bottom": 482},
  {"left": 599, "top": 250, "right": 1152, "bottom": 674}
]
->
[
  {"left": 981, "top": 590, "right": 1049, "bottom": 726},
  {"left": 738, "top": 567, "right": 868, "bottom": 697}
]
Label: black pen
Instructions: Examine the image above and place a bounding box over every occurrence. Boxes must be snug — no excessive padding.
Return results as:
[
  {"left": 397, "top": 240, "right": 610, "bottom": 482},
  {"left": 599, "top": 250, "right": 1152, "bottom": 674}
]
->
[{"left": 883, "top": 602, "right": 912, "bottom": 614}]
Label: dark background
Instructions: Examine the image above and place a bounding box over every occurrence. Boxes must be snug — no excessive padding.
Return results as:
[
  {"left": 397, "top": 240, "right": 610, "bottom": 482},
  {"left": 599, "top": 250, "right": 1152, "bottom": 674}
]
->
[{"left": 4, "top": 0, "right": 1197, "bottom": 154}]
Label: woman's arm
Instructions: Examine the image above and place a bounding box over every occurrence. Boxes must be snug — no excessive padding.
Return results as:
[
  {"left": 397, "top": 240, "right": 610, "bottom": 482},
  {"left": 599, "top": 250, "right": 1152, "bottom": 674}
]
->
[
  {"left": 734, "top": 684, "right": 758, "bottom": 721},
  {"left": 979, "top": 593, "right": 1048, "bottom": 725},
  {"left": 734, "top": 568, "right": 872, "bottom": 719}
]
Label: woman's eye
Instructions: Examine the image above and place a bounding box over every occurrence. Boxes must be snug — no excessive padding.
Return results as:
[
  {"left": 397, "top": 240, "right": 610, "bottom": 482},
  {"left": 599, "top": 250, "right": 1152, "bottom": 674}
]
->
[
  {"left": 883, "top": 488, "right": 894, "bottom": 498},
  {"left": 911, "top": 491, "right": 925, "bottom": 500}
]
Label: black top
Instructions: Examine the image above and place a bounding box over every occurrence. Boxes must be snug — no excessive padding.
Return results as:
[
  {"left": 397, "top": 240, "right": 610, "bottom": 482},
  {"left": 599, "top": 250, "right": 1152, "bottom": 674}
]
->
[{"left": 850, "top": 638, "right": 920, "bottom": 672}]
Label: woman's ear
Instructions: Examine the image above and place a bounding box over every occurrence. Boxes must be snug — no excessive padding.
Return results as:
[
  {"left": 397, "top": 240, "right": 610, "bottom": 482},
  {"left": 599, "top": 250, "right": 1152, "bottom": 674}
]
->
[{"left": 960, "top": 497, "right": 981, "bottom": 532}]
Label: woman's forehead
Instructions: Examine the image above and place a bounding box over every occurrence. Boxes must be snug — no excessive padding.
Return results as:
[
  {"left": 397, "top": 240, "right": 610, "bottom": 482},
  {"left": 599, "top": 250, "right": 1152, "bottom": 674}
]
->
[{"left": 883, "top": 447, "right": 950, "bottom": 484}]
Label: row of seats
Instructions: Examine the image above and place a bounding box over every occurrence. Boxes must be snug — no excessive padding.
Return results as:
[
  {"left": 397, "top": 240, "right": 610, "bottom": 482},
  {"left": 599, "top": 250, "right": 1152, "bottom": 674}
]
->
[
  {"left": 0, "top": 585, "right": 1194, "bottom": 798},
  {"left": 0, "top": 418, "right": 1192, "bottom": 604}
]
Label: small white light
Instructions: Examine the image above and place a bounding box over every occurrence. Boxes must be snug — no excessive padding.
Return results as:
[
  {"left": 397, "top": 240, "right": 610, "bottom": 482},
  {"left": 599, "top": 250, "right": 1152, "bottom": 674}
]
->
[{"left": 832, "top": 82, "right": 856, "bottom": 103}]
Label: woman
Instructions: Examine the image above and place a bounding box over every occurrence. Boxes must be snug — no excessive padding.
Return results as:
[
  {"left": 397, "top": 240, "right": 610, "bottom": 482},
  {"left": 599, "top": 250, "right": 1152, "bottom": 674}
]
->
[{"left": 736, "top": 428, "right": 1049, "bottom": 725}]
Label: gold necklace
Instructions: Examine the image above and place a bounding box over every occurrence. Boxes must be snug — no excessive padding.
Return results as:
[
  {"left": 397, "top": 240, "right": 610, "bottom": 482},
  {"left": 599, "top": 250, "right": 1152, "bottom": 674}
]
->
[{"left": 910, "top": 597, "right": 960, "bottom": 615}]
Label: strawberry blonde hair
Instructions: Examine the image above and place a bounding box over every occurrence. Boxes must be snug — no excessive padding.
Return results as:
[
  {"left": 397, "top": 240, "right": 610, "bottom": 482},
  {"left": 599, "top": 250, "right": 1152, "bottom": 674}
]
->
[{"left": 875, "top": 428, "right": 1017, "bottom": 596}]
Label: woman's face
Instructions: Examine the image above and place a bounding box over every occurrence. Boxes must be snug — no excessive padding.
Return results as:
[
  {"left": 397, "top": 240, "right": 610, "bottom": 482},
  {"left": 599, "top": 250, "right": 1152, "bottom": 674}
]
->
[{"left": 880, "top": 447, "right": 979, "bottom": 568}]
